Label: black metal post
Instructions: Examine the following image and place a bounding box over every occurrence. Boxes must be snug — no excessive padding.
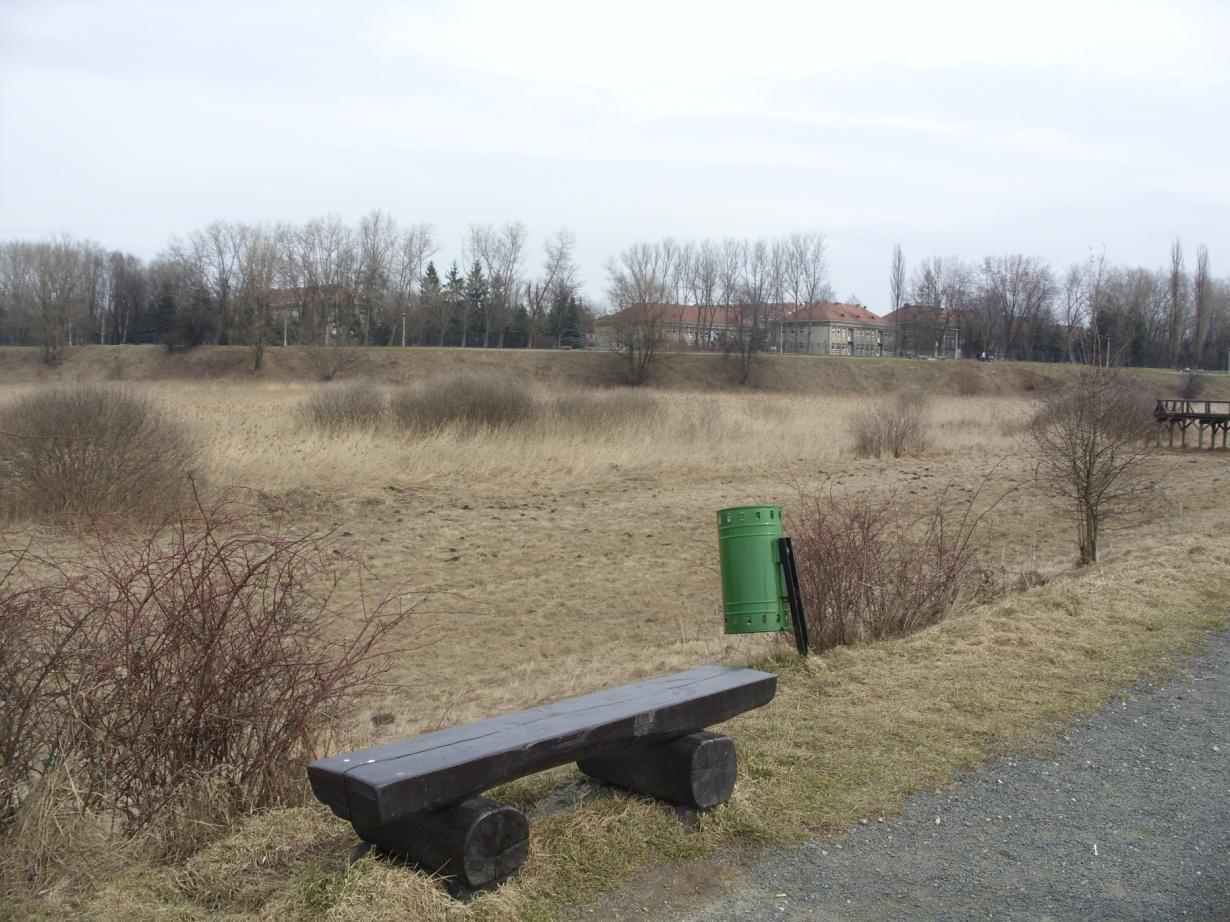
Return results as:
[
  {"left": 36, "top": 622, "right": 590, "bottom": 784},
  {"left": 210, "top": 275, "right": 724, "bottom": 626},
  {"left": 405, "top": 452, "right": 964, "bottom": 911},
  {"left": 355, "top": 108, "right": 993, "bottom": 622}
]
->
[{"left": 777, "top": 536, "right": 809, "bottom": 656}]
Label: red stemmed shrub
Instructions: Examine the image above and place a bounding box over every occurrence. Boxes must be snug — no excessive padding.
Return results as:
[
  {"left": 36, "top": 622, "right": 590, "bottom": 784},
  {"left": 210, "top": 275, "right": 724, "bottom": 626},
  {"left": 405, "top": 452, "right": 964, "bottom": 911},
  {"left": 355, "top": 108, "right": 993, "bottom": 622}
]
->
[{"left": 0, "top": 488, "right": 418, "bottom": 852}]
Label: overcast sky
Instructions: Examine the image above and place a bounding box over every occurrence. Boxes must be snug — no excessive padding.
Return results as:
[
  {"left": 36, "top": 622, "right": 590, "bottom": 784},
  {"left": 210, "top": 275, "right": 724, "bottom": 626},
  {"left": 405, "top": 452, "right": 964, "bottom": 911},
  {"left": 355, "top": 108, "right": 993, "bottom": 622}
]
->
[{"left": 1, "top": 0, "right": 1228, "bottom": 310}]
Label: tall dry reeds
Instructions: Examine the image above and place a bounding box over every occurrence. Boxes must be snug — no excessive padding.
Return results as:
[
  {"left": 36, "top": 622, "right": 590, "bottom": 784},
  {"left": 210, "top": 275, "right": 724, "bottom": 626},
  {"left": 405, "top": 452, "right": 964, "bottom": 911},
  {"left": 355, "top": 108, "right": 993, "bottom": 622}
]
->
[
  {"left": 389, "top": 372, "right": 538, "bottom": 431},
  {"left": 851, "top": 390, "right": 934, "bottom": 458},
  {"left": 301, "top": 379, "right": 386, "bottom": 431}
]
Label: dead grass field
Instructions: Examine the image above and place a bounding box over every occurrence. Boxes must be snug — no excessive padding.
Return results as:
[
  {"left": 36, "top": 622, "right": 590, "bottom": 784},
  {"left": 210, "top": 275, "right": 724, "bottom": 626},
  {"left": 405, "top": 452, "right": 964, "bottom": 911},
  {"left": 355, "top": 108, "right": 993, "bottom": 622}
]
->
[{"left": 2, "top": 348, "right": 1229, "bottom": 921}]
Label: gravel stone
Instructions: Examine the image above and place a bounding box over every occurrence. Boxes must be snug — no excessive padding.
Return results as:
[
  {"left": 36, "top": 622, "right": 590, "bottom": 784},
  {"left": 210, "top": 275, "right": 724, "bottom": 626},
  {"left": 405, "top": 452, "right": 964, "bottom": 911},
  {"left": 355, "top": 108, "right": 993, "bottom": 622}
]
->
[{"left": 586, "top": 629, "right": 1230, "bottom": 921}]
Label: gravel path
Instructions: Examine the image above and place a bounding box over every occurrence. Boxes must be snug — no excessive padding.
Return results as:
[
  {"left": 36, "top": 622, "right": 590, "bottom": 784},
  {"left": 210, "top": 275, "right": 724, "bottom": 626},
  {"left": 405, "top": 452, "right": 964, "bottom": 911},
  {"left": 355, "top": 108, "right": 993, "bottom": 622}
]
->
[{"left": 585, "top": 629, "right": 1230, "bottom": 922}]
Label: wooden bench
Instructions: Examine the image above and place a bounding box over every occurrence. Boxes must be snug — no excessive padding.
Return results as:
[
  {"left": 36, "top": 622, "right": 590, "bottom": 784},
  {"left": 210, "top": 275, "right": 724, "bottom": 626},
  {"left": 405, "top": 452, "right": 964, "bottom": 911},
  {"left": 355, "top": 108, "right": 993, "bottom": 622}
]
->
[{"left": 308, "top": 665, "right": 777, "bottom": 889}]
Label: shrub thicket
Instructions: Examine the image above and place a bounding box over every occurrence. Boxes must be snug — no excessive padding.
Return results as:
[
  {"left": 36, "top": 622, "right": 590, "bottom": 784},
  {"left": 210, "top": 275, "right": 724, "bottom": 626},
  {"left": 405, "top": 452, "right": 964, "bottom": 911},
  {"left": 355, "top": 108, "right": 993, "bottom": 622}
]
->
[
  {"left": 850, "top": 390, "right": 933, "bottom": 458},
  {"left": 390, "top": 372, "right": 537, "bottom": 431},
  {"left": 790, "top": 482, "right": 998, "bottom": 652},
  {"left": 0, "top": 493, "right": 416, "bottom": 859},
  {"left": 0, "top": 386, "right": 198, "bottom": 520}
]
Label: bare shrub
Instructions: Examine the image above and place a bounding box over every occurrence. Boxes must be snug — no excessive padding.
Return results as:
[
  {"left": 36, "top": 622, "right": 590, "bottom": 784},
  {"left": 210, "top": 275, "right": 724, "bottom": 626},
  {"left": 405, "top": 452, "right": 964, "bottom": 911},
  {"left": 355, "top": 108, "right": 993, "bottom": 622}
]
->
[
  {"left": 0, "top": 386, "right": 198, "bottom": 520},
  {"left": 305, "top": 344, "right": 364, "bottom": 382},
  {"left": 390, "top": 372, "right": 537, "bottom": 431},
  {"left": 1030, "top": 366, "right": 1156, "bottom": 565},
  {"left": 789, "top": 481, "right": 1000, "bottom": 652},
  {"left": 1177, "top": 371, "right": 1204, "bottom": 401},
  {"left": 0, "top": 491, "right": 418, "bottom": 858},
  {"left": 548, "top": 389, "right": 662, "bottom": 431},
  {"left": 851, "top": 390, "right": 933, "bottom": 458},
  {"left": 302, "top": 379, "right": 385, "bottom": 432}
]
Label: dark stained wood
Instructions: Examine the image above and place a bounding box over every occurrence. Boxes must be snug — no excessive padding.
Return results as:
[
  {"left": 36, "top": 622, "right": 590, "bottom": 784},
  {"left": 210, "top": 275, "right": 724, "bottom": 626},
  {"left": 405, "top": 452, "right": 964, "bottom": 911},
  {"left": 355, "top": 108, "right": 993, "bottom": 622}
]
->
[
  {"left": 578, "top": 731, "right": 737, "bottom": 809},
  {"left": 309, "top": 666, "right": 776, "bottom": 829},
  {"left": 354, "top": 797, "right": 529, "bottom": 889},
  {"left": 1155, "top": 399, "right": 1230, "bottom": 451}
]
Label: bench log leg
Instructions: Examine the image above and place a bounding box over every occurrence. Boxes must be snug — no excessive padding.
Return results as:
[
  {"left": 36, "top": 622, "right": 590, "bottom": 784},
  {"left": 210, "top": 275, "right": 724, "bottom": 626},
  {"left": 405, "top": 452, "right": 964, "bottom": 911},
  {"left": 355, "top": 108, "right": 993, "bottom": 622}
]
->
[
  {"left": 353, "top": 796, "right": 529, "bottom": 890},
  {"left": 577, "top": 730, "right": 737, "bottom": 809}
]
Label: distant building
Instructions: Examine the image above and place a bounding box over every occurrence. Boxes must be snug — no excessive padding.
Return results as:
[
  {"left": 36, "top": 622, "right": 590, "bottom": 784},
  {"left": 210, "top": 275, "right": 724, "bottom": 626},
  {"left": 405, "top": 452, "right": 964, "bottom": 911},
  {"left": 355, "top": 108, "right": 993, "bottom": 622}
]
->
[
  {"left": 780, "top": 302, "right": 890, "bottom": 357},
  {"left": 595, "top": 301, "right": 894, "bottom": 355},
  {"left": 269, "top": 285, "right": 357, "bottom": 325},
  {"left": 880, "top": 305, "right": 961, "bottom": 358},
  {"left": 594, "top": 304, "right": 750, "bottom": 351}
]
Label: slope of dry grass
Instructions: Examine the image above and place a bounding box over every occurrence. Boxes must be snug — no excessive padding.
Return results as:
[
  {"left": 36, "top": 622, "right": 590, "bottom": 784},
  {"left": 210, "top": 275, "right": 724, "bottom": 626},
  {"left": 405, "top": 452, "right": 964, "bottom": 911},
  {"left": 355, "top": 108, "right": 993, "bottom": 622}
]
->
[{"left": 3, "top": 344, "right": 1226, "bottom": 398}]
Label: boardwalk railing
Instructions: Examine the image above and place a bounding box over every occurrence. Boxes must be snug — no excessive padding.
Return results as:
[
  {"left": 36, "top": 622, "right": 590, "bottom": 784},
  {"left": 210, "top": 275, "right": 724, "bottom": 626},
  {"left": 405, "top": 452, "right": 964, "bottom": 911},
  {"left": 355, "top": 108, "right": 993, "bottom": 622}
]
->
[
  {"left": 1154, "top": 399, "right": 1230, "bottom": 449},
  {"left": 1154, "top": 400, "right": 1230, "bottom": 418}
]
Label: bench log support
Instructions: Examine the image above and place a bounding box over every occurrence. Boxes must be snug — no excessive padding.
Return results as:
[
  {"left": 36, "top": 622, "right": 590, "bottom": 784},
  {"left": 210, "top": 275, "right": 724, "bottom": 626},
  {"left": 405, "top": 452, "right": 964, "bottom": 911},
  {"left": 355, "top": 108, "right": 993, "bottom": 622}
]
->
[
  {"left": 353, "top": 797, "right": 529, "bottom": 890},
  {"left": 578, "top": 731, "right": 737, "bottom": 810},
  {"left": 308, "top": 667, "right": 776, "bottom": 892}
]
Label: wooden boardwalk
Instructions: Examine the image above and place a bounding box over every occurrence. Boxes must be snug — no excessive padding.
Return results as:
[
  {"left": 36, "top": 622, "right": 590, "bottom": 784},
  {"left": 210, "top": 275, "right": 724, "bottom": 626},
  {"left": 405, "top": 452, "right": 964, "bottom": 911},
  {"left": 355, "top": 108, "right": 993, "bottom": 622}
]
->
[{"left": 1155, "top": 399, "right": 1230, "bottom": 449}]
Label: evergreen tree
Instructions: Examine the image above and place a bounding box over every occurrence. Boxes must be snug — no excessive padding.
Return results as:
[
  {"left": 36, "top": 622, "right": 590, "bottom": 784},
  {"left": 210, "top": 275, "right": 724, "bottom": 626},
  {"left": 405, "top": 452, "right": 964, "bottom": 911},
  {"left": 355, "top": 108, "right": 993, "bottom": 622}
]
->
[
  {"left": 465, "top": 260, "right": 488, "bottom": 347},
  {"left": 559, "top": 295, "right": 585, "bottom": 348},
  {"left": 444, "top": 261, "right": 465, "bottom": 346},
  {"left": 421, "top": 261, "right": 447, "bottom": 346}
]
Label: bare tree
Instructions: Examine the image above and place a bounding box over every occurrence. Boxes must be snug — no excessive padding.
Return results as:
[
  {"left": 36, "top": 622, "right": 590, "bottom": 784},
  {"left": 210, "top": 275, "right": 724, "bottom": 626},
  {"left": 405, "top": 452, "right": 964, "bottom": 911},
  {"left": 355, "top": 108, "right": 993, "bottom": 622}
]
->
[
  {"left": 292, "top": 216, "right": 356, "bottom": 345},
  {"left": 605, "top": 242, "right": 680, "bottom": 385},
  {"left": 391, "top": 223, "right": 435, "bottom": 345},
  {"left": 521, "top": 228, "right": 577, "bottom": 348},
  {"left": 1192, "top": 244, "right": 1211, "bottom": 369},
  {"left": 1168, "top": 238, "right": 1187, "bottom": 368},
  {"left": 909, "top": 256, "right": 969, "bottom": 357},
  {"left": 728, "top": 238, "right": 781, "bottom": 386},
  {"left": 354, "top": 209, "right": 400, "bottom": 345},
  {"left": 1059, "top": 263, "right": 1087, "bottom": 363},
  {"left": 1030, "top": 366, "right": 1155, "bottom": 565},
  {"left": 979, "top": 254, "right": 1054, "bottom": 359},
  {"left": 782, "top": 232, "right": 831, "bottom": 356},
  {"left": 234, "top": 224, "right": 282, "bottom": 370},
  {"left": 0, "top": 238, "right": 94, "bottom": 363},
  {"left": 889, "top": 244, "right": 906, "bottom": 356},
  {"left": 467, "top": 222, "right": 527, "bottom": 347},
  {"left": 187, "top": 221, "right": 243, "bottom": 344},
  {"left": 681, "top": 240, "right": 721, "bottom": 350}
]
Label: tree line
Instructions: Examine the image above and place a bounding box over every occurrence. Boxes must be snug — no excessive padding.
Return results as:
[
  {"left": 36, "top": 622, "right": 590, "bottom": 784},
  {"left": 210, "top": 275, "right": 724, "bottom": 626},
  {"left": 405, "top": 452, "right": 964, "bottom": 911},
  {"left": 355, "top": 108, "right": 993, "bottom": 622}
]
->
[
  {"left": 605, "top": 234, "right": 831, "bottom": 384},
  {"left": 887, "top": 242, "right": 1229, "bottom": 369},
  {"left": 1, "top": 215, "right": 1227, "bottom": 373},
  {"left": 0, "top": 212, "right": 593, "bottom": 367}
]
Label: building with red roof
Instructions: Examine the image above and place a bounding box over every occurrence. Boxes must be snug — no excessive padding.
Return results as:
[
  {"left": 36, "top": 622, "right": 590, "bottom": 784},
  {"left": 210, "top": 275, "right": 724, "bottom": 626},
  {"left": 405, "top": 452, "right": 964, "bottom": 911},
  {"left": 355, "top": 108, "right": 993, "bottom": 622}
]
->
[{"left": 780, "top": 302, "right": 891, "bottom": 357}]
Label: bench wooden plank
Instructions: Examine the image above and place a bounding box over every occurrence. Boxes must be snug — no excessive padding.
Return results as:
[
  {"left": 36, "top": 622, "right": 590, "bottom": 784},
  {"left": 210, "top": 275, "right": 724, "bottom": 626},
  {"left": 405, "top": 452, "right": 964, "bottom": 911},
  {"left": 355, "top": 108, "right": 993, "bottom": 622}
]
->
[{"left": 308, "top": 665, "right": 776, "bottom": 829}]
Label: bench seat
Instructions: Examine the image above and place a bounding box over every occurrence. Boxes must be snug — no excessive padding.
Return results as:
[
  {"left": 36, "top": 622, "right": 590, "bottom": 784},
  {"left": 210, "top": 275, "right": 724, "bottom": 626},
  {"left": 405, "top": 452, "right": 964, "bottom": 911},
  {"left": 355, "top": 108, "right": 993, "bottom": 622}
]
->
[{"left": 309, "top": 664, "right": 776, "bottom": 830}]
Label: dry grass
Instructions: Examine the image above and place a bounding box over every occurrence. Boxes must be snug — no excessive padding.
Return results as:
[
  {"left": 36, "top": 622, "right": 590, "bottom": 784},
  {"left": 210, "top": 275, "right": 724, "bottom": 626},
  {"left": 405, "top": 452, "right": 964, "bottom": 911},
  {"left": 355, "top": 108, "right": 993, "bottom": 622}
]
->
[
  {"left": 302, "top": 379, "right": 386, "bottom": 432},
  {"left": 7, "top": 534, "right": 1226, "bottom": 922},
  {"left": 1, "top": 360, "right": 1228, "bottom": 921},
  {"left": 390, "top": 373, "right": 538, "bottom": 431}
]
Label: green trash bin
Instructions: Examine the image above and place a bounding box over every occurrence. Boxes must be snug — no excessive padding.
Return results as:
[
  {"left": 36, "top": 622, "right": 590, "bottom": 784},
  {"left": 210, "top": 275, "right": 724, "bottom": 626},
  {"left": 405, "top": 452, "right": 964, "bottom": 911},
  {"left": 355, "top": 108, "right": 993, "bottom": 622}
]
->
[{"left": 717, "top": 504, "right": 788, "bottom": 634}]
